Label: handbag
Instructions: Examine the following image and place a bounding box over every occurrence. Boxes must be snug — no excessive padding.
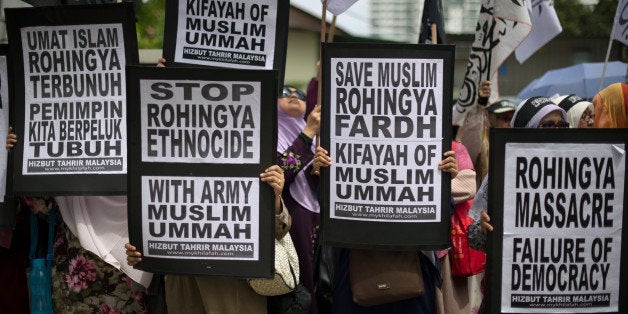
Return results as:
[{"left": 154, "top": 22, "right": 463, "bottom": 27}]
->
[
  {"left": 449, "top": 199, "right": 486, "bottom": 277},
  {"left": 267, "top": 282, "right": 311, "bottom": 314},
  {"left": 248, "top": 233, "right": 300, "bottom": 296},
  {"left": 313, "top": 243, "right": 335, "bottom": 312},
  {"left": 349, "top": 249, "right": 424, "bottom": 307}
]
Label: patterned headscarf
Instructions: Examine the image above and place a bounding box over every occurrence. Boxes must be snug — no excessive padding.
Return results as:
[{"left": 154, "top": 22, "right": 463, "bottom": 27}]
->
[
  {"left": 551, "top": 94, "right": 593, "bottom": 128},
  {"left": 593, "top": 83, "right": 628, "bottom": 128},
  {"left": 511, "top": 96, "right": 566, "bottom": 128}
]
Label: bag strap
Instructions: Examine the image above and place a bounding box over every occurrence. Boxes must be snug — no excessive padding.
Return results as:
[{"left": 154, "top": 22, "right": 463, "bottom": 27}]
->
[
  {"left": 29, "top": 211, "right": 38, "bottom": 261},
  {"left": 28, "top": 203, "right": 56, "bottom": 266},
  {"left": 46, "top": 205, "right": 56, "bottom": 268}
]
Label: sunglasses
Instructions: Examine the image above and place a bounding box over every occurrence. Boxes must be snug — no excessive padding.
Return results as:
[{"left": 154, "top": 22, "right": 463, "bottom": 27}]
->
[
  {"left": 538, "top": 121, "right": 570, "bottom": 128},
  {"left": 280, "top": 86, "right": 306, "bottom": 101}
]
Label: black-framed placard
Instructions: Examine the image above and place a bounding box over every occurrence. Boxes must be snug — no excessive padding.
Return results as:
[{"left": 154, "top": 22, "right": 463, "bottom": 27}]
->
[
  {"left": 0, "top": 45, "right": 11, "bottom": 227},
  {"left": 486, "top": 128, "right": 628, "bottom": 314},
  {"left": 5, "top": 3, "right": 138, "bottom": 195},
  {"left": 320, "top": 43, "right": 454, "bottom": 249},
  {"left": 126, "top": 66, "right": 277, "bottom": 277},
  {"left": 162, "top": 0, "right": 289, "bottom": 90}
]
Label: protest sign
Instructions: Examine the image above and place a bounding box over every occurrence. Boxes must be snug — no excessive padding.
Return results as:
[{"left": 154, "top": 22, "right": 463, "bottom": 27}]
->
[
  {"left": 126, "top": 66, "right": 276, "bottom": 277},
  {"left": 0, "top": 45, "right": 11, "bottom": 226},
  {"left": 163, "top": 0, "right": 289, "bottom": 89},
  {"left": 321, "top": 43, "right": 454, "bottom": 249},
  {"left": 5, "top": 3, "right": 138, "bottom": 195},
  {"left": 486, "top": 128, "right": 628, "bottom": 313}
]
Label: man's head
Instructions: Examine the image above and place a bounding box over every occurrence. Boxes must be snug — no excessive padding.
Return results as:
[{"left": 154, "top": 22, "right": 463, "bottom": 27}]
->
[
  {"left": 277, "top": 85, "right": 306, "bottom": 117},
  {"left": 487, "top": 100, "right": 516, "bottom": 128}
]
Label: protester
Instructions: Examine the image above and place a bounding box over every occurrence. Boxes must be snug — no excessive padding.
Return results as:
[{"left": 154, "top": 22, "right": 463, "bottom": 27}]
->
[
  {"left": 6, "top": 131, "right": 151, "bottom": 313},
  {"left": 126, "top": 164, "right": 290, "bottom": 314},
  {"left": 312, "top": 146, "right": 458, "bottom": 314},
  {"left": 436, "top": 140, "right": 484, "bottom": 314},
  {"left": 486, "top": 100, "right": 517, "bottom": 129},
  {"left": 467, "top": 96, "right": 568, "bottom": 252},
  {"left": 593, "top": 82, "right": 628, "bottom": 128},
  {"left": 276, "top": 84, "right": 322, "bottom": 314},
  {"left": 458, "top": 80, "right": 493, "bottom": 188},
  {"left": 552, "top": 94, "right": 594, "bottom": 128}
]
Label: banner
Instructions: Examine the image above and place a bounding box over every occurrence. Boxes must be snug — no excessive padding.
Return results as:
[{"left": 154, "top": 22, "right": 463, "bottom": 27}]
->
[
  {"left": 321, "top": 43, "right": 453, "bottom": 249},
  {"left": 127, "top": 66, "right": 276, "bottom": 277},
  {"left": 613, "top": 0, "right": 628, "bottom": 46},
  {"left": 326, "top": 0, "right": 360, "bottom": 15},
  {"left": 5, "top": 3, "right": 138, "bottom": 195},
  {"left": 486, "top": 128, "right": 628, "bottom": 314},
  {"left": 452, "top": 0, "right": 531, "bottom": 125},
  {"left": 515, "top": 0, "right": 562, "bottom": 63},
  {"left": 162, "top": 0, "right": 289, "bottom": 89}
]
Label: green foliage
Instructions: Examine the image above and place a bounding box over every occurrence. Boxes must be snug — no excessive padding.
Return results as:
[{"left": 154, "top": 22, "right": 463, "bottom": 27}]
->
[
  {"left": 554, "top": 0, "right": 618, "bottom": 38},
  {"left": 135, "top": 0, "right": 165, "bottom": 49}
]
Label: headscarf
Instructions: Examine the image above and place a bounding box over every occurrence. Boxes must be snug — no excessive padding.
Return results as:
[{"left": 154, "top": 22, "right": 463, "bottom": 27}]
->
[
  {"left": 593, "top": 83, "right": 628, "bottom": 128},
  {"left": 276, "top": 103, "right": 320, "bottom": 213},
  {"left": 511, "top": 96, "right": 566, "bottom": 128},
  {"left": 551, "top": 94, "right": 594, "bottom": 128}
]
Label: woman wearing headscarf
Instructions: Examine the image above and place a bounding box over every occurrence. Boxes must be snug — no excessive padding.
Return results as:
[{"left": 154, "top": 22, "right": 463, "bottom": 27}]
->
[
  {"left": 552, "top": 94, "right": 594, "bottom": 128},
  {"left": 465, "top": 96, "right": 568, "bottom": 313},
  {"left": 467, "top": 96, "right": 568, "bottom": 252},
  {"left": 276, "top": 85, "right": 322, "bottom": 313},
  {"left": 593, "top": 83, "right": 628, "bottom": 128}
]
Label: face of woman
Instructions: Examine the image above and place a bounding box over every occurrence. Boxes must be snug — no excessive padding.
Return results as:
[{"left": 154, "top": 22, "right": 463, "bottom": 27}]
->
[
  {"left": 277, "top": 86, "right": 306, "bottom": 117},
  {"left": 538, "top": 110, "right": 569, "bottom": 128},
  {"left": 578, "top": 107, "right": 594, "bottom": 128}
]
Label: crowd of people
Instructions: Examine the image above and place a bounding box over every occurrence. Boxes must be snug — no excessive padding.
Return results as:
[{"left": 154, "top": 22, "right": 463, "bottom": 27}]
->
[
  {"left": 1, "top": 0, "right": 626, "bottom": 311},
  {"left": 1, "top": 46, "right": 627, "bottom": 313}
]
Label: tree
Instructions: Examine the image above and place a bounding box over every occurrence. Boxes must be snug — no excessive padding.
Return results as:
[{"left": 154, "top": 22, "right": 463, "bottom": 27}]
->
[
  {"left": 554, "top": 0, "right": 619, "bottom": 38},
  {"left": 135, "top": 0, "right": 165, "bottom": 49}
]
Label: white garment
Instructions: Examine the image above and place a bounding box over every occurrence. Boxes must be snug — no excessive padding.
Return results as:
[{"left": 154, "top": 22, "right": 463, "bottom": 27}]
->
[{"left": 55, "top": 195, "right": 152, "bottom": 288}]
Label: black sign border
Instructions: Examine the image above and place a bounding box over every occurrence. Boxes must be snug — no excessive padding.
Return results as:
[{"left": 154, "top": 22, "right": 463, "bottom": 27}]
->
[
  {"left": 5, "top": 3, "right": 139, "bottom": 196},
  {"left": 0, "top": 44, "right": 16, "bottom": 229},
  {"left": 126, "top": 65, "right": 277, "bottom": 278},
  {"left": 162, "top": 0, "right": 289, "bottom": 94},
  {"left": 320, "top": 43, "right": 455, "bottom": 250},
  {"left": 486, "top": 128, "right": 628, "bottom": 314}
]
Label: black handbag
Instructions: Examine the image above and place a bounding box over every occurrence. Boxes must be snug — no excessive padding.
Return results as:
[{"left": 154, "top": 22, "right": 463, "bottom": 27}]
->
[
  {"left": 267, "top": 278, "right": 311, "bottom": 314},
  {"left": 314, "top": 243, "right": 335, "bottom": 313}
]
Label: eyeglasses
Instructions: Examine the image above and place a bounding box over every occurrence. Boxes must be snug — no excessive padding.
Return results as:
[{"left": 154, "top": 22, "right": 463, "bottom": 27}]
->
[
  {"left": 538, "top": 121, "right": 570, "bottom": 128},
  {"left": 580, "top": 113, "right": 594, "bottom": 121},
  {"left": 280, "top": 86, "right": 306, "bottom": 101}
]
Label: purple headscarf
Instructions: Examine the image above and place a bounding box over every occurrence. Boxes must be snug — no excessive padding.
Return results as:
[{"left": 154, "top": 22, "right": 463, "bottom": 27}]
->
[{"left": 277, "top": 103, "right": 320, "bottom": 213}]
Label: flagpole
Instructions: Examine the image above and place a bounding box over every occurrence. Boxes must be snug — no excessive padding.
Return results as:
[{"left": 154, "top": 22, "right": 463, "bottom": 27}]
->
[
  {"left": 329, "top": 15, "right": 337, "bottom": 43},
  {"left": 316, "top": 0, "right": 327, "bottom": 149},
  {"left": 599, "top": 18, "right": 617, "bottom": 93}
]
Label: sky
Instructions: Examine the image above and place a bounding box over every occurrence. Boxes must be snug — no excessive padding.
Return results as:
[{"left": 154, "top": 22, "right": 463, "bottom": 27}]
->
[{"left": 290, "top": 0, "right": 371, "bottom": 37}]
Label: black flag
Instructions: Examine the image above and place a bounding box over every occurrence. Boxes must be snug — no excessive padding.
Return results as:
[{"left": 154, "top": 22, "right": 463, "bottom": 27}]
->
[{"left": 418, "top": 0, "right": 445, "bottom": 44}]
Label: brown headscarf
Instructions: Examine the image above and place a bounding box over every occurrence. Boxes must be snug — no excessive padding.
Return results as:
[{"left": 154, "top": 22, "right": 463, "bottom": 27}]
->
[{"left": 593, "top": 83, "right": 628, "bottom": 128}]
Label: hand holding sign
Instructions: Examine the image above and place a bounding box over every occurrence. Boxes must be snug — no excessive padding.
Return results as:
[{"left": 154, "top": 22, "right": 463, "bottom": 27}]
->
[
  {"left": 303, "top": 104, "right": 321, "bottom": 139},
  {"left": 438, "top": 150, "right": 458, "bottom": 178},
  {"left": 125, "top": 243, "right": 142, "bottom": 266},
  {"left": 312, "top": 146, "right": 332, "bottom": 176},
  {"left": 6, "top": 126, "right": 16, "bottom": 150},
  {"left": 480, "top": 209, "right": 493, "bottom": 235}
]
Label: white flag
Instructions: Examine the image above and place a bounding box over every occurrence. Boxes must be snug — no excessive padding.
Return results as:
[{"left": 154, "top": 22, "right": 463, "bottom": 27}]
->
[
  {"left": 515, "top": 0, "right": 562, "bottom": 63},
  {"left": 612, "top": 0, "right": 628, "bottom": 46},
  {"left": 452, "top": 0, "right": 531, "bottom": 125},
  {"left": 325, "top": 0, "right": 359, "bottom": 15}
]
